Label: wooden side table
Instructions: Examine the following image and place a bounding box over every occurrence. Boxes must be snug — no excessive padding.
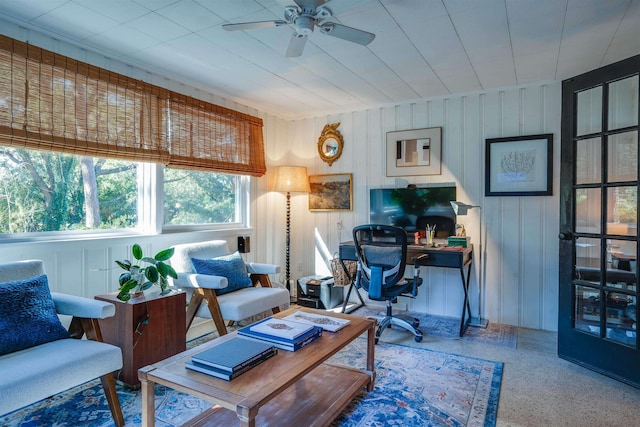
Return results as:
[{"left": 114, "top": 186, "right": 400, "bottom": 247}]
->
[{"left": 95, "top": 290, "right": 186, "bottom": 388}]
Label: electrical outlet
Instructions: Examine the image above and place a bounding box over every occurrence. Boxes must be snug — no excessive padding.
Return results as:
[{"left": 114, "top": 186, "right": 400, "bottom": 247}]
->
[
  {"left": 297, "top": 262, "right": 303, "bottom": 271},
  {"left": 337, "top": 220, "right": 343, "bottom": 230}
]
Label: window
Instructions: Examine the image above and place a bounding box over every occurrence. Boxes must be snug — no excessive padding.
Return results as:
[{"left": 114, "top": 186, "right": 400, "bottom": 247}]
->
[
  {"left": 0, "top": 147, "right": 137, "bottom": 233},
  {"left": 164, "top": 169, "right": 239, "bottom": 226},
  {"left": 0, "top": 146, "right": 245, "bottom": 235}
]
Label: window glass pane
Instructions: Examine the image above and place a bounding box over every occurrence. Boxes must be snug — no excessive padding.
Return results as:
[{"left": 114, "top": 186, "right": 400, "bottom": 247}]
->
[
  {"left": 605, "top": 292, "right": 636, "bottom": 346},
  {"left": 607, "top": 186, "right": 637, "bottom": 237},
  {"left": 575, "top": 188, "right": 601, "bottom": 234},
  {"left": 163, "top": 169, "right": 238, "bottom": 225},
  {"left": 576, "top": 237, "right": 600, "bottom": 284},
  {"left": 576, "top": 137, "right": 601, "bottom": 184},
  {"left": 575, "top": 285, "right": 601, "bottom": 336},
  {"left": 608, "top": 75, "right": 639, "bottom": 130},
  {"left": 607, "top": 131, "right": 638, "bottom": 183},
  {"left": 576, "top": 86, "right": 602, "bottom": 136},
  {"left": 606, "top": 238, "right": 636, "bottom": 291},
  {"left": 0, "top": 147, "right": 137, "bottom": 233}
]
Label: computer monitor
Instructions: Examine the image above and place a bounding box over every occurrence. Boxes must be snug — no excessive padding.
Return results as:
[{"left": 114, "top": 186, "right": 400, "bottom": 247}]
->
[{"left": 369, "top": 185, "right": 457, "bottom": 237}]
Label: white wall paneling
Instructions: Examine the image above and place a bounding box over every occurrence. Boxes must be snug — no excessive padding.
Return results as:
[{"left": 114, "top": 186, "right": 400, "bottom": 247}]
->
[{"left": 274, "top": 82, "right": 562, "bottom": 331}]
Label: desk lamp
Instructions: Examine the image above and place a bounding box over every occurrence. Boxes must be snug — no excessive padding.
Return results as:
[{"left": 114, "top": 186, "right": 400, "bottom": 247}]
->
[
  {"left": 272, "top": 166, "right": 310, "bottom": 292},
  {"left": 450, "top": 201, "right": 488, "bottom": 328}
]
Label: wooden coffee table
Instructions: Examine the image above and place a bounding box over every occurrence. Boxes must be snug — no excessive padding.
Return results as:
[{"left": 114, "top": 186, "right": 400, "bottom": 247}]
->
[{"left": 138, "top": 307, "right": 376, "bottom": 427}]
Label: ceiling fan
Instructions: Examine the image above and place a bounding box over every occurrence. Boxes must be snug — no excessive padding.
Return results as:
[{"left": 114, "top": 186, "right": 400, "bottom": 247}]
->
[{"left": 222, "top": 0, "right": 375, "bottom": 57}]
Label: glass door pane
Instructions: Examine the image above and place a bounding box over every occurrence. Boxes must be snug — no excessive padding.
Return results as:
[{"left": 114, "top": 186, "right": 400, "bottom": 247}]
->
[
  {"left": 577, "top": 86, "right": 603, "bottom": 136},
  {"left": 608, "top": 131, "right": 638, "bottom": 183},
  {"left": 605, "top": 293, "right": 636, "bottom": 346},
  {"left": 608, "top": 75, "right": 639, "bottom": 130},
  {"left": 575, "top": 285, "right": 601, "bottom": 336},
  {"left": 607, "top": 187, "right": 637, "bottom": 236},
  {"left": 575, "top": 188, "right": 601, "bottom": 234},
  {"left": 576, "top": 137, "right": 601, "bottom": 185}
]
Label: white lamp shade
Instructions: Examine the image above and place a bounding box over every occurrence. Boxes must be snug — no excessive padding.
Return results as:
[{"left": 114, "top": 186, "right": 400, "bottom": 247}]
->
[
  {"left": 450, "top": 201, "right": 480, "bottom": 216},
  {"left": 272, "top": 166, "right": 310, "bottom": 193}
]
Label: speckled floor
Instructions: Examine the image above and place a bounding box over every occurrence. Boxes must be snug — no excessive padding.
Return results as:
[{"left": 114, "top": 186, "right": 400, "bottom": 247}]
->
[
  {"left": 188, "top": 315, "right": 640, "bottom": 427},
  {"left": 378, "top": 323, "right": 640, "bottom": 427}
]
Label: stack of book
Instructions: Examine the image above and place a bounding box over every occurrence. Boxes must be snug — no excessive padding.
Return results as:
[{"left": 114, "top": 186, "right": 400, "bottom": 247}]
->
[
  {"left": 185, "top": 337, "right": 277, "bottom": 381},
  {"left": 238, "top": 317, "right": 323, "bottom": 351}
]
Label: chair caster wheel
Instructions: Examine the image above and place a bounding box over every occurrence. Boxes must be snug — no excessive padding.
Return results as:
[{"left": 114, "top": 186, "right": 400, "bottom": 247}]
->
[{"left": 414, "top": 335, "right": 423, "bottom": 342}]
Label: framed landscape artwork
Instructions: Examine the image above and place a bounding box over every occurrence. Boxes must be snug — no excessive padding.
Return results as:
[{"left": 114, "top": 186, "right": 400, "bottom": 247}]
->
[
  {"left": 485, "top": 133, "right": 553, "bottom": 196},
  {"left": 308, "top": 173, "right": 353, "bottom": 211}
]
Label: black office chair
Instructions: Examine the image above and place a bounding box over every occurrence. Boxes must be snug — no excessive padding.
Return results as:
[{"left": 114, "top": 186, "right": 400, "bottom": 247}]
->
[{"left": 353, "top": 224, "right": 428, "bottom": 343}]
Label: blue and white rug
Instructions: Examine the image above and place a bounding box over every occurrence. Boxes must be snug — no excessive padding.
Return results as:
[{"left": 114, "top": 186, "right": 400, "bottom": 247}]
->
[
  {"left": 1, "top": 339, "right": 502, "bottom": 427},
  {"left": 352, "top": 306, "right": 518, "bottom": 348}
]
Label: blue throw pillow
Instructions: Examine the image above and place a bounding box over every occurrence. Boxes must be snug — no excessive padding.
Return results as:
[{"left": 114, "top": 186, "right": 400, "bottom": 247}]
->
[
  {"left": 191, "top": 252, "right": 253, "bottom": 296},
  {"left": 0, "top": 274, "right": 69, "bottom": 356}
]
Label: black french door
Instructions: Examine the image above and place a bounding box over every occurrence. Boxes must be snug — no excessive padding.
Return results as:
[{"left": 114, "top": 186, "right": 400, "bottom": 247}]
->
[{"left": 559, "top": 55, "right": 640, "bottom": 387}]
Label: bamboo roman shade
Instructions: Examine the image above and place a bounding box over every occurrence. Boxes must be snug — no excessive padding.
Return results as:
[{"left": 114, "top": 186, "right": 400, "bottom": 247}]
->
[
  {"left": 166, "top": 94, "right": 265, "bottom": 175},
  {"left": 0, "top": 35, "right": 266, "bottom": 176}
]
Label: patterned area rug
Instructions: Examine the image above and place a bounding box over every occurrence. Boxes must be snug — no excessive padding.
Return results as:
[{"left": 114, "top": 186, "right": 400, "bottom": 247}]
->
[
  {"left": 1, "top": 338, "right": 502, "bottom": 427},
  {"left": 352, "top": 306, "right": 518, "bottom": 348}
]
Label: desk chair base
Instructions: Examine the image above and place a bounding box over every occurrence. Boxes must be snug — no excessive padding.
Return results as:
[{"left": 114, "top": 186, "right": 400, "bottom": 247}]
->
[{"left": 374, "top": 301, "right": 423, "bottom": 343}]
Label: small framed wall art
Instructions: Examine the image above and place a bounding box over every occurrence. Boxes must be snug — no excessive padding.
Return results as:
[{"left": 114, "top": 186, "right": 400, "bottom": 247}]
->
[
  {"left": 308, "top": 173, "right": 353, "bottom": 211},
  {"left": 386, "top": 127, "right": 442, "bottom": 176},
  {"left": 485, "top": 133, "right": 553, "bottom": 196}
]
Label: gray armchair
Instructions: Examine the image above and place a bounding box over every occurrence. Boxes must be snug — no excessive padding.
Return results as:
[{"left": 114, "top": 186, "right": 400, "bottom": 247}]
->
[
  {"left": 0, "top": 260, "right": 124, "bottom": 425},
  {"left": 171, "top": 240, "right": 290, "bottom": 336}
]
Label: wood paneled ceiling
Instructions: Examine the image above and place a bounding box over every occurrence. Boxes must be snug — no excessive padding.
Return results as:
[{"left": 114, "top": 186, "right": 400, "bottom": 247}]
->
[{"left": 0, "top": 0, "right": 638, "bottom": 119}]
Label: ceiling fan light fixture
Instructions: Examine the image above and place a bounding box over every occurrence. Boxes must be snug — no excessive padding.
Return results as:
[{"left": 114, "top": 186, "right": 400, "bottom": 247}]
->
[{"left": 295, "top": 16, "right": 315, "bottom": 36}]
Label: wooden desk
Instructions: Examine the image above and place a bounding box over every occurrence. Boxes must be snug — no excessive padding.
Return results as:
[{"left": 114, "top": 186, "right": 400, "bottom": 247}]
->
[{"left": 339, "top": 242, "right": 473, "bottom": 337}]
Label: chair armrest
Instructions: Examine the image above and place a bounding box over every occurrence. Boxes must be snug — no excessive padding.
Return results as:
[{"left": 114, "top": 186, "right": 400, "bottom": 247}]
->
[
  {"left": 52, "top": 293, "right": 115, "bottom": 319},
  {"left": 246, "top": 262, "right": 280, "bottom": 275},
  {"left": 171, "top": 273, "right": 228, "bottom": 290}
]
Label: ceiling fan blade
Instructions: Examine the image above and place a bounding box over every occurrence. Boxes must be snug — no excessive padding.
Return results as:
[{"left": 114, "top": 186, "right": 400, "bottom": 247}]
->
[
  {"left": 319, "top": 22, "right": 375, "bottom": 45},
  {"left": 286, "top": 34, "right": 307, "bottom": 57},
  {"left": 222, "top": 20, "right": 287, "bottom": 31}
]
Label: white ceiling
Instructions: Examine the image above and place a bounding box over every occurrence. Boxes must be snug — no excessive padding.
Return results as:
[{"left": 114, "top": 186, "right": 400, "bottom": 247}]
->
[{"left": 0, "top": 0, "right": 638, "bottom": 120}]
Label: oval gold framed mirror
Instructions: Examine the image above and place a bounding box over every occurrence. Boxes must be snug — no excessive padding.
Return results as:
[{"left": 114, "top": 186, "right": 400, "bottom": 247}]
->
[{"left": 317, "top": 123, "right": 344, "bottom": 166}]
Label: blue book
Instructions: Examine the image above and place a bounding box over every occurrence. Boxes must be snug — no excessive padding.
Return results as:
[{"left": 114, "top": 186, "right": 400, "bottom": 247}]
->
[
  {"left": 186, "top": 348, "right": 276, "bottom": 381},
  {"left": 191, "top": 337, "right": 276, "bottom": 373},
  {"left": 238, "top": 323, "right": 322, "bottom": 351}
]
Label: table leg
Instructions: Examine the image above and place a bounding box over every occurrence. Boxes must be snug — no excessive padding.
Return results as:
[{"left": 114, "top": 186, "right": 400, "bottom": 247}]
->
[
  {"left": 366, "top": 319, "right": 376, "bottom": 392},
  {"left": 140, "top": 376, "right": 155, "bottom": 427},
  {"left": 459, "top": 262, "right": 472, "bottom": 337},
  {"left": 237, "top": 403, "right": 258, "bottom": 427}
]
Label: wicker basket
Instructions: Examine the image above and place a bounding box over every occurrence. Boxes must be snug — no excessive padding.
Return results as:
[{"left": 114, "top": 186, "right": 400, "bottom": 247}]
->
[{"left": 330, "top": 252, "right": 357, "bottom": 287}]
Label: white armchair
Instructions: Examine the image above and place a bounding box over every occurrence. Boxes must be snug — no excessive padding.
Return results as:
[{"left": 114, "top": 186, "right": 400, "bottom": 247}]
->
[
  {"left": 0, "top": 260, "right": 124, "bottom": 425},
  {"left": 171, "top": 240, "right": 290, "bottom": 336}
]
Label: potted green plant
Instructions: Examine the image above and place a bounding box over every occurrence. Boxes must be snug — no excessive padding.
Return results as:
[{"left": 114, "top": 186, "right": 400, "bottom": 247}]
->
[{"left": 115, "top": 243, "right": 178, "bottom": 301}]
